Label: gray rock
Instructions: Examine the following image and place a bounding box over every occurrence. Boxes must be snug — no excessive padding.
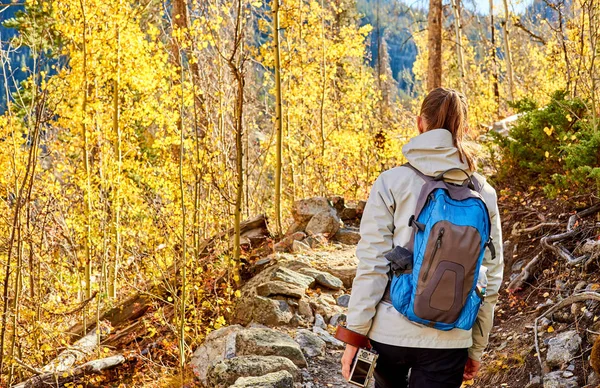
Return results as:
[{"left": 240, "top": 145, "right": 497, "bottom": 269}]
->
[
  {"left": 207, "top": 356, "right": 298, "bottom": 387},
  {"left": 329, "top": 313, "right": 347, "bottom": 327},
  {"left": 334, "top": 228, "right": 361, "bottom": 245},
  {"left": 588, "top": 371, "right": 599, "bottom": 386},
  {"left": 543, "top": 370, "right": 578, "bottom": 388},
  {"left": 526, "top": 375, "right": 541, "bottom": 388},
  {"left": 304, "top": 234, "right": 329, "bottom": 249},
  {"left": 230, "top": 370, "right": 295, "bottom": 388},
  {"left": 292, "top": 240, "right": 312, "bottom": 253},
  {"left": 314, "top": 314, "right": 327, "bottom": 330},
  {"left": 256, "top": 281, "right": 305, "bottom": 299},
  {"left": 305, "top": 209, "right": 341, "bottom": 237},
  {"left": 313, "top": 326, "right": 344, "bottom": 348},
  {"left": 252, "top": 296, "right": 293, "bottom": 326},
  {"left": 292, "top": 197, "right": 333, "bottom": 223},
  {"left": 337, "top": 294, "right": 350, "bottom": 307},
  {"left": 236, "top": 328, "right": 307, "bottom": 367},
  {"left": 274, "top": 232, "right": 307, "bottom": 253},
  {"left": 271, "top": 267, "right": 315, "bottom": 289},
  {"left": 295, "top": 329, "right": 326, "bottom": 357},
  {"left": 189, "top": 325, "right": 244, "bottom": 385},
  {"left": 546, "top": 330, "right": 582, "bottom": 367},
  {"left": 297, "top": 268, "right": 343, "bottom": 290},
  {"left": 297, "top": 299, "right": 314, "bottom": 323},
  {"left": 317, "top": 266, "right": 356, "bottom": 289},
  {"left": 539, "top": 317, "right": 552, "bottom": 331},
  {"left": 285, "top": 220, "right": 308, "bottom": 236}
]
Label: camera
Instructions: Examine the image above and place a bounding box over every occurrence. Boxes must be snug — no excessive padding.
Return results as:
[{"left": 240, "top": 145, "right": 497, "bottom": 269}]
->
[{"left": 348, "top": 348, "right": 378, "bottom": 387}]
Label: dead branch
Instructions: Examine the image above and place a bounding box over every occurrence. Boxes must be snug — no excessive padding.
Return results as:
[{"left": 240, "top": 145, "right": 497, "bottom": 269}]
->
[
  {"left": 540, "top": 203, "right": 600, "bottom": 265},
  {"left": 13, "top": 355, "right": 125, "bottom": 388},
  {"left": 507, "top": 253, "right": 542, "bottom": 291},
  {"left": 534, "top": 292, "right": 600, "bottom": 373},
  {"left": 511, "top": 222, "right": 560, "bottom": 237}
]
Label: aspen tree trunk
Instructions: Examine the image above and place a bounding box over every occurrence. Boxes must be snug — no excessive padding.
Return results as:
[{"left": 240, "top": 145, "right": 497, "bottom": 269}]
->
[
  {"left": 502, "top": 0, "right": 515, "bottom": 101},
  {"left": 109, "top": 23, "right": 121, "bottom": 300},
  {"left": 319, "top": 0, "right": 327, "bottom": 196},
  {"left": 451, "top": 0, "right": 465, "bottom": 93},
  {"left": 490, "top": 0, "right": 500, "bottom": 113},
  {"left": 427, "top": 0, "right": 443, "bottom": 90},
  {"left": 177, "top": 63, "right": 187, "bottom": 374},
  {"left": 273, "top": 0, "right": 283, "bottom": 237},
  {"left": 228, "top": 0, "right": 245, "bottom": 287}
]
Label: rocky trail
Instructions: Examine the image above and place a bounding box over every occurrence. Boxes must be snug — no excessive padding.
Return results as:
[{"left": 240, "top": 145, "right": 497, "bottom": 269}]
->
[
  {"left": 187, "top": 193, "right": 600, "bottom": 388},
  {"left": 17, "top": 194, "right": 600, "bottom": 388}
]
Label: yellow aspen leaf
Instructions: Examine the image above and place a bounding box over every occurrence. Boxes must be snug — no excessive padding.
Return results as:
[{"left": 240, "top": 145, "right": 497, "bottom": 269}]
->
[
  {"left": 543, "top": 126, "right": 553, "bottom": 136},
  {"left": 234, "top": 290, "right": 241, "bottom": 298},
  {"left": 548, "top": 326, "right": 555, "bottom": 333},
  {"left": 545, "top": 151, "right": 550, "bottom": 158}
]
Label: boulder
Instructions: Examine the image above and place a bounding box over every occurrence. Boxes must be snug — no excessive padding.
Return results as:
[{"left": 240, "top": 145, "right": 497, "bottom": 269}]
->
[
  {"left": 295, "top": 329, "right": 326, "bottom": 357},
  {"left": 328, "top": 196, "right": 345, "bottom": 214},
  {"left": 336, "top": 294, "right": 350, "bottom": 307},
  {"left": 316, "top": 266, "right": 356, "bottom": 289},
  {"left": 305, "top": 209, "right": 341, "bottom": 237},
  {"left": 292, "top": 240, "right": 312, "bottom": 253},
  {"left": 334, "top": 228, "right": 361, "bottom": 245},
  {"left": 285, "top": 220, "right": 309, "bottom": 236},
  {"left": 274, "top": 232, "right": 307, "bottom": 253},
  {"left": 207, "top": 356, "right": 298, "bottom": 388},
  {"left": 314, "top": 313, "right": 327, "bottom": 330},
  {"left": 292, "top": 197, "right": 332, "bottom": 223},
  {"left": 304, "top": 234, "right": 329, "bottom": 249},
  {"left": 252, "top": 296, "right": 293, "bottom": 326},
  {"left": 339, "top": 207, "right": 357, "bottom": 221},
  {"left": 271, "top": 267, "right": 315, "bottom": 289},
  {"left": 297, "top": 299, "right": 314, "bottom": 323},
  {"left": 236, "top": 328, "right": 307, "bottom": 368},
  {"left": 313, "top": 326, "right": 344, "bottom": 348},
  {"left": 543, "top": 371, "right": 579, "bottom": 388},
  {"left": 189, "top": 325, "right": 243, "bottom": 385},
  {"left": 546, "top": 330, "right": 582, "bottom": 368},
  {"left": 230, "top": 370, "right": 295, "bottom": 388},
  {"left": 256, "top": 281, "right": 305, "bottom": 299},
  {"left": 297, "top": 268, "right": 343, "bottom": 290},
  {"left": 329, "top": 313, "right": 347, "bottom": 327}
]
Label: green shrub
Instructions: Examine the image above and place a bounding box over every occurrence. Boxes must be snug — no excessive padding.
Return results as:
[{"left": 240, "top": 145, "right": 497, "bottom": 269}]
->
[{"left": 491, "top": 90, "right": 599, "bottom": 196}]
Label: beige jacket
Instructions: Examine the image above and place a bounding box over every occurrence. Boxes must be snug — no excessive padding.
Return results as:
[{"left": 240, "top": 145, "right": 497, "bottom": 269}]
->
[{"left": 346, "top": 128, "right": 504, "bottom": 362}]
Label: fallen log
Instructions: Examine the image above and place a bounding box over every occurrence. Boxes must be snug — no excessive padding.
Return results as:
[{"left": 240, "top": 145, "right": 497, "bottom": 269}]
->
[
  {"left": 13, "top": 355, "right": 125, "bottom": 388},
  {"left": 43, "top": 320, "right": 112, "bottom": 373},
  {"left": 67, "top": 214, "right": 269, "bottom": 340}
]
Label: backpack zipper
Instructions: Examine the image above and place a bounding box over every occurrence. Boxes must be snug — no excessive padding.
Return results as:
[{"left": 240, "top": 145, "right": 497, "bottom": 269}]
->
[{"left": 422, "top": 227, "right": 445, "bottom": 282}]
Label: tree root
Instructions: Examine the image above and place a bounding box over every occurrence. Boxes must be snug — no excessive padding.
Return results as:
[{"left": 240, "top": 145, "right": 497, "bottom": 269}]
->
[{"left": 507, "top": 253, "right": 542, "bottom": 291}]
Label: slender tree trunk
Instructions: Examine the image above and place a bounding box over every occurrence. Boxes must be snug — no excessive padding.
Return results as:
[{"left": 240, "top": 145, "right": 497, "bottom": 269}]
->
[
  {"left": 490, "top": 0, "right": 500, "bottom": 113},
  {"left": 451, "top": 0, "right": 465, "bottom": 93},
  {"left": 501, "top": 0, "right": 515, "bottom": 101},
  {"left": 273, "top": 0, "right": 283, "bottom": 237},
  {"left": 109, "top": 24, "right": 121, "bottom": 300},
  {"left": 427, "top": 0, "right": 443, "bottom": 90}
]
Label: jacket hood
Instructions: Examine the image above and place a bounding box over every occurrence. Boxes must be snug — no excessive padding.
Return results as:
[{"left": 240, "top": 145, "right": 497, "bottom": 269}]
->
[{"left": 402, "top": 128, "right": 472, "bottom": 182}]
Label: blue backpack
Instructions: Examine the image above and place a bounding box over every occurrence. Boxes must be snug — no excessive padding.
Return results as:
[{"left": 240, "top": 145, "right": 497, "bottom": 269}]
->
[{"left": 386, "top": 164, "right": 495, "bottom": 331}]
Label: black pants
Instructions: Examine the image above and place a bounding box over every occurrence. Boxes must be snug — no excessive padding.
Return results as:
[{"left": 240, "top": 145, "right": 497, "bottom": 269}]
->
[{"left": 370, "top": 340, "right": 468, "bottom": 388}]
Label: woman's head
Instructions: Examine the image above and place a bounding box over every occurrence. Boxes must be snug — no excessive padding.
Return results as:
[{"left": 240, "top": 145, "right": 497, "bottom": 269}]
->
[{"left": 417, "top": 87, "right": 474, "bottom": 170}]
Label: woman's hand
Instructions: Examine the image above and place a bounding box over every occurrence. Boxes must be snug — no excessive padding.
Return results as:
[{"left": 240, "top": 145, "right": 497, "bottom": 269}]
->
[
  {"left": 462, "top": 358, "right": 480, "bottom": 381},
  {"left": 341, "top": 344, "right": 358, "bottom": 380}
]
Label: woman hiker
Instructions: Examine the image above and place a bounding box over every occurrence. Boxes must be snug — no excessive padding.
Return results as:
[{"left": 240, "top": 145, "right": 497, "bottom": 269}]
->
[{"left": 341, "top": 87, "right": 504, "bottom": 388}]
